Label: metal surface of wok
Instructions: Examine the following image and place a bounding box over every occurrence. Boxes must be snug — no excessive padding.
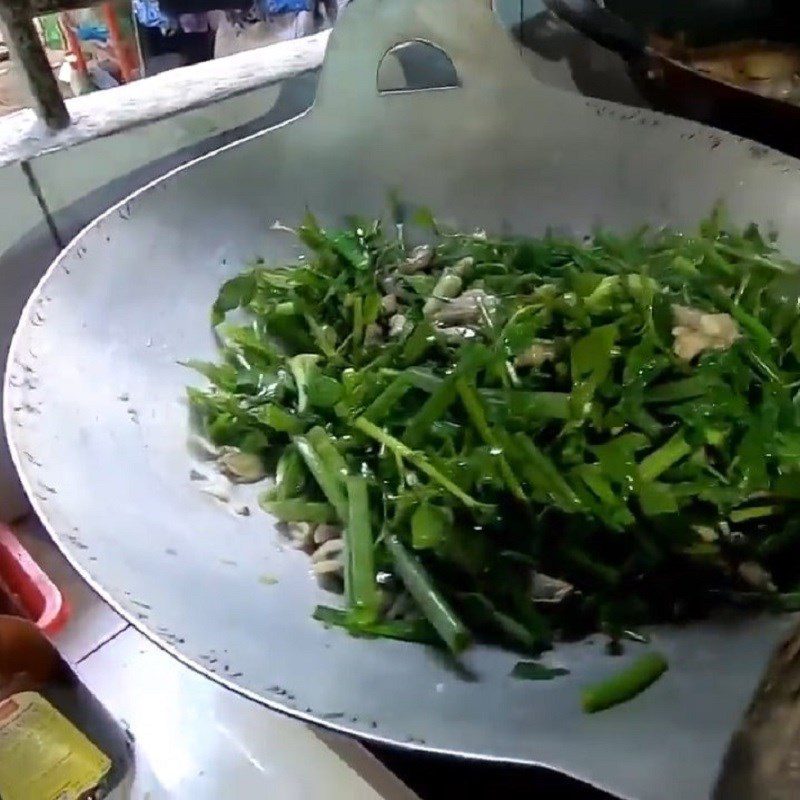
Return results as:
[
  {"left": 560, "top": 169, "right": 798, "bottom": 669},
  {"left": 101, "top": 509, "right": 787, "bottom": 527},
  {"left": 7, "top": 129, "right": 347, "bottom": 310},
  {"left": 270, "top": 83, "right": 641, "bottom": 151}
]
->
[{"left": 6, "top": 1, "right": 800, "bottom": 798}]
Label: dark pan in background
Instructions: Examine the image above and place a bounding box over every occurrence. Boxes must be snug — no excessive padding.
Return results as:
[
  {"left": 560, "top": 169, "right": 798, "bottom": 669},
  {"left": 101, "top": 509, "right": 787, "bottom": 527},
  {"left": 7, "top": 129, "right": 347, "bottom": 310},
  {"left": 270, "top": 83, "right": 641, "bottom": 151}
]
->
[{"left": 541, "top": 0, "right": 800, "bottom": 156}]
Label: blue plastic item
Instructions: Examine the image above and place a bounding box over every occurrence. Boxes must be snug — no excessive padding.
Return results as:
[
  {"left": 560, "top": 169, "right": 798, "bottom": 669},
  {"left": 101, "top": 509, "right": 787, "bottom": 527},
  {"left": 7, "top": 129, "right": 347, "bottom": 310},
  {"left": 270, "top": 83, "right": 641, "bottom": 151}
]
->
[
  {"left": 75, "top": 23, "right": 109, "bottom": 42},
  {"left": 262, "top": 0, "right": 312, "bottom": 13},
  {"left": 133, "top": 0, "right": 167, "bottom": 28}
]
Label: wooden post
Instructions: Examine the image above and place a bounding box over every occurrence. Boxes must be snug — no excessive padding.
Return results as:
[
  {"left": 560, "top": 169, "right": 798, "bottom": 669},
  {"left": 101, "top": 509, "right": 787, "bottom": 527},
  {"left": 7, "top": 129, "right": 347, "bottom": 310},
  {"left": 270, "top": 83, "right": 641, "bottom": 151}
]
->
[
  {"left": 714, "top": 619, "right": 800, "bottom": 799},
  {"left": 0, "top": 0, "right": 69, "bottom": 129}
]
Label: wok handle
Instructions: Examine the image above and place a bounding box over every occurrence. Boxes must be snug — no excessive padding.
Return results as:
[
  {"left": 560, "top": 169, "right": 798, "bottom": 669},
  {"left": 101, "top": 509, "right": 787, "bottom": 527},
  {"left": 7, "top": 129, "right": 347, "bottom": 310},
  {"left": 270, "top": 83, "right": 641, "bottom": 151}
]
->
[
  {"left": 543, "top": 0, "right": 648, "bottom": 61},
  {"left": 310, "top": 0, "right": 548, "bottom": 122}
]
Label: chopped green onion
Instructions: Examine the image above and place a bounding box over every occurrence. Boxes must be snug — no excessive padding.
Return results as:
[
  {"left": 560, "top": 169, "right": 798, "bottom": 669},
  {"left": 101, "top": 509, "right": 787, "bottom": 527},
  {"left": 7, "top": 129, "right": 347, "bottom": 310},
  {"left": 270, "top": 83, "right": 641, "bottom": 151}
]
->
[
  {"left": 581, "top": 652, "right": 668, "bottom": 713},
  {"left": 386, "top": 534, "right": 471, "bottom": 655},
  {"left": 344, "top": 476, "right": 380, "bottom": 623}
]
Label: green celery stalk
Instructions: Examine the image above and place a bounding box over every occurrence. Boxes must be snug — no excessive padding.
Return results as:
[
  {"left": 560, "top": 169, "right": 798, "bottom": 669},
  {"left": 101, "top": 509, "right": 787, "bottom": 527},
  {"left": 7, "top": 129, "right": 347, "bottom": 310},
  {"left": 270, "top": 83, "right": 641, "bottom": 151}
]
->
[
  {"left": 638, "top": 431, "right": 691, "bottom": 482},
  {"left": 378, "top": 368, "right": 442, "bottom": 394},
  {"left": 272, "top": 447, "right": 306, "bottom": 500},
  {"left": 404, "top": 368, "right": 443, "bottom": 393},
  {"left": 353, "top": 417, "right": 485, "bottom": 511},
  {"left": 508, "top": 432, "right": 581, "bottom": 512},
  {"left": 645, "top": 376, "right": 712, "bottom": 404},
  {"left": 456, "top": 378, "right": 526, "bottom": 503},
  {"left": 509, "top": 391, "right": 571, "bottom": 421},
  {"left": 581, "top": 652, "right": 668, "bottom": 713},
  {"left": 713, "top": 241, "right": 789, "bottom": 273},
  {"left": 363, "top": 375, "right": 412, "bottom": 423},
  {"left": 312, "top": 605, "right": 440, "bottom": 645},
  {"left": 403, "top": 374, "right": 459, "bottom": 449},
  {"left": 562, "top": 546, "right": 620, "bottom": 587},
  {"left": 288, "top": 354, "right": 320, "bottom": 413},
  {"left": 345, "top": 476, "right": 380, "bottom": 623},
  {"left": 386, "top": 534, "right": 471, "bottom": 655},
  {"left": 307, "top": 426, "right": 349, "bottom": 481},
  {"left": 403, "top": 346, "right": 487, "bottom": 448},
  {"left": 458, "top": 592, "right": 543, "bottom": 653},
  {"left": 730, "top": 505, "right": 782, "bottom": 524},
  {"left": 293, "top": 434, "right": 348, "bottom": 520},
  {"left": 708, "top": 285, "right": 775, "bottom": 353},
  {"left": 402, "top": 321, "right": 436, "bottom": 365},
  {"left": 351, "top": 295, "right": 364, "bottom": 348}
]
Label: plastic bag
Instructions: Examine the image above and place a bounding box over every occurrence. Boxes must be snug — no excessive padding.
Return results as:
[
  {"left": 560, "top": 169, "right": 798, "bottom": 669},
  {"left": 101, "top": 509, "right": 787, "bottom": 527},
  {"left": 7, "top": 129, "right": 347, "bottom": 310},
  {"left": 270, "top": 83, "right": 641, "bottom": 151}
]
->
[{"left": 263, "top": 0, "right": 312, "bottom": 13}]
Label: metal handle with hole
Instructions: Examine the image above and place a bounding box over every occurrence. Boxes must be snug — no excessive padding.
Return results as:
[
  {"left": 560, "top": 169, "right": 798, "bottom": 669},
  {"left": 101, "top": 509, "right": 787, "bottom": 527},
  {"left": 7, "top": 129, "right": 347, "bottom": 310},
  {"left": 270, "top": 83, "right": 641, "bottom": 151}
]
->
[
  {"left": 309, "top": 0, "right": 536, "bottom": 121},
  {"left": 377, "top": 40, "right": 461, "bottom": 95}
]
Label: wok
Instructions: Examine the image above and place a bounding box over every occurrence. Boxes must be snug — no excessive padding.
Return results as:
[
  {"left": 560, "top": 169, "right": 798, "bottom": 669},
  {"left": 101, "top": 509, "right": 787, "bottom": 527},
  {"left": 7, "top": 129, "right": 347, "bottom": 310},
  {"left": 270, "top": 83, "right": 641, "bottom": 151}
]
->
[
  {"left": 544, "top": 0, "right": 800, "bottom": 156},
  {"left": 6, "top": 1, "right": 800, "bottom": 797}
]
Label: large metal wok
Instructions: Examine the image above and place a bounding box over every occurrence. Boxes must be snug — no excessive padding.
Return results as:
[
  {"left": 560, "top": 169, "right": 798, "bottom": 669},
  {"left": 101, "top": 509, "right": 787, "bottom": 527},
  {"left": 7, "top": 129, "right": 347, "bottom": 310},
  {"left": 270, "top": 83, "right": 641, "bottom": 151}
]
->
[{"left": 6, "top": 1, "right": 800, "bottom": 797}]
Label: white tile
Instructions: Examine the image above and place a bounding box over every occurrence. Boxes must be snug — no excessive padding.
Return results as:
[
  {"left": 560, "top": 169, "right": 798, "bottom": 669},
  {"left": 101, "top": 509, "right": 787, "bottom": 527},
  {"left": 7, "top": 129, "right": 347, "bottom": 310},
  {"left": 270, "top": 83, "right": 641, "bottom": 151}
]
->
[{"left": 77, "top": 627, "right": 416, "bottom": 800}]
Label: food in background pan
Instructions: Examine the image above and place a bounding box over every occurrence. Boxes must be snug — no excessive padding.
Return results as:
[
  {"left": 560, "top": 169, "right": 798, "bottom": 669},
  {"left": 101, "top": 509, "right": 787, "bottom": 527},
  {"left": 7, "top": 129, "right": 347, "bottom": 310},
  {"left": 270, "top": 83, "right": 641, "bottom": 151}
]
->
[{"left": 653, "top": 36, "right": 800, "bottom": 103}]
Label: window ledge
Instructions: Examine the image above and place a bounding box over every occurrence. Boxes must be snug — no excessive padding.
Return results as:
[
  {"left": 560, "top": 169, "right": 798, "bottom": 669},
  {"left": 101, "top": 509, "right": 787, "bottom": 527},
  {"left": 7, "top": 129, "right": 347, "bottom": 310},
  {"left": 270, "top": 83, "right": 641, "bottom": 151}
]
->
[{"left": 0, "top": 29, "right": 330, "bottom": 169}]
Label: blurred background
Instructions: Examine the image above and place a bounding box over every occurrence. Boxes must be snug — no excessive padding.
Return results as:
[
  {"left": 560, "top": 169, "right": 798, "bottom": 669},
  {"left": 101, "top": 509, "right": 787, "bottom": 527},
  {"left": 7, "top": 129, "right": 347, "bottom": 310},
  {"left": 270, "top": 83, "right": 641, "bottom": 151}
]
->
[{"left": 5, "top": 0, "right": 800, "bottom": 152}]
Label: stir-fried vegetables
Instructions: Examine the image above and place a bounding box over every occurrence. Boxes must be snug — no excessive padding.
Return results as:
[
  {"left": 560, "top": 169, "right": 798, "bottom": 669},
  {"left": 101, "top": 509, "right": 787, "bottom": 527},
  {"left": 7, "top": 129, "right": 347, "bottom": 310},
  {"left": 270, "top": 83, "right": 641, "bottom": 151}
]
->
[{"left": 187, "top": 205, "right": 800, "bottom": 665}]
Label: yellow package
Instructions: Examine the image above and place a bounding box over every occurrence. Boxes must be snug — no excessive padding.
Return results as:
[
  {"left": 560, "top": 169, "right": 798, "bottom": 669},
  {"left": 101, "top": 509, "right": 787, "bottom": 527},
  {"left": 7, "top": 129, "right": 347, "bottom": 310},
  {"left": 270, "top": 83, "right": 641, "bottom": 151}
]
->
[{"left": 0, "top": 691, "right": 111, "bottom": 800}]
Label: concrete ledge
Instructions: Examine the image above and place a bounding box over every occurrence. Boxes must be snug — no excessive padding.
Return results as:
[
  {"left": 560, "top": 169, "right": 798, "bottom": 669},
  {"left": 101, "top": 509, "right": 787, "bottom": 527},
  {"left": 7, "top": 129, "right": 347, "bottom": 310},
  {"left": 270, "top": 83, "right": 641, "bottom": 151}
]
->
[{"left": 0, "top": 30, "right": 329, "bottom": 168}]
